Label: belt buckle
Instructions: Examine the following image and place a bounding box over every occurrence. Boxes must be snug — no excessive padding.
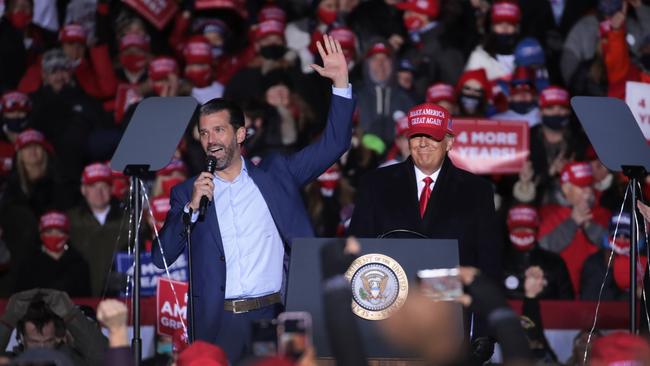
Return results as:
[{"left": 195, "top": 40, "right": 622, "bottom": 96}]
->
[{"left": 231, "top": 299, "right": 249, "bottom": 314}]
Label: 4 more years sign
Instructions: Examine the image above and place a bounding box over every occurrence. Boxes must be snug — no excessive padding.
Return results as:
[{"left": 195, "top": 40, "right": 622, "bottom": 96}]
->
[{"left": 448, "top": 119, "right": 529, "bottom": 175}]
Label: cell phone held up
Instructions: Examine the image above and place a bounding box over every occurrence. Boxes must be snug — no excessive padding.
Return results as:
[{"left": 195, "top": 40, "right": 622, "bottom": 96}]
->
[
  {"left": 417, "top": 268, "right": 464, "bottom": 301},
  {"left": 277, "top": 312, "right": 312, "bottom": 361}
]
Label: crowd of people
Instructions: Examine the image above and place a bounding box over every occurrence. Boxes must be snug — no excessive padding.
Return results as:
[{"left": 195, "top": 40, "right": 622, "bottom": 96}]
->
[{"left": 1, "top": 0, "right": 650, "bottom": 363}]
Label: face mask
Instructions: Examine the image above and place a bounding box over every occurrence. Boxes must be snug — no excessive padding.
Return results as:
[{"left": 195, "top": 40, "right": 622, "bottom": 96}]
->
[
  {"left": 510, "top": 101, "right": 535, "bottom": 114},
  {"left": 640, "top": 53, "right": 650, "bottom": 71},
  {"left": 541, "top": 115, "right": 569, "bottom": 130},
  {"left": 157, "top": 341, "right": 173, "bottom": 355},
  {"left": 211, "top": 46, "right": 224, "bottom": 59},
  {"left": 494, "top": 33, "right": 517, "bottom": 54},
  {"left": 8, "top": 10, "right": 32, "bottom": 30},
  {"left": 613, "top": 254, "right": 630, "bottom": 290},
  {"left": 404, "top": 15, "right": 424, "bottom": 32},
  {"left": 260, "top": 45, "right": 286, "bottom": 61},
  {"left": 2, "top": 116, "right": 29, "bottom": 133},
  {"left": 317, "top": 7, "right": 337, "bottom": 25},
  {"left": 460, "top": 95, "right": 482, "bottom": 114},
  {"left": 509, "top": 232, "right": 536, "bottom": 251},
  {"left": 604, "top": 235, "right": 631, "bottom": 255},
  {"left": 41, "top": 233, "right": 67, "bottom": 254},
  {"left": 120, "top": 53, "right": 147, "bottom": 73},
  {"left": 185, "top": 68, "right": 212, "bottom": 88}
]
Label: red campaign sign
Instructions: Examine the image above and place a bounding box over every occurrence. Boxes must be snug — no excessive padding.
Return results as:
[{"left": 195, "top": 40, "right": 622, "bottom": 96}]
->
[
  {"left": 122, "top": 0, "right": 178, "bottom": 30},
  {"left": 156, "top": 277, "right": 188, "bottom": 336},
  {"left": 114, "top": 83, "right": 142, "bottom": 124},
  {"left": 195, "top": 0, "right": 246, "bottom": 16},
  {"left": 448, "top": 119, "right": 529, "bottom": 174}
]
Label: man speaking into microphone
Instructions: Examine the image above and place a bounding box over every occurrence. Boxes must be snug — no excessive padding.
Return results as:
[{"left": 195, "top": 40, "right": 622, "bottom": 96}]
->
[{"left": 152, "top": 35, "right": 353, "bottom": 361}]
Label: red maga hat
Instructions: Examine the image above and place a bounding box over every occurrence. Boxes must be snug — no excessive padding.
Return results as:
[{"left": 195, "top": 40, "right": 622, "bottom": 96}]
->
[
  {"left": 366, "top": 41, "right": 391, "bottom": 58},
  {"left": 507, "top": 204, "right": 539, "bottom": 229},
  {"left": 177, "top": 340, "right": 228, "bottom": 366},
  {"left": 258, "top": 4, "right": 286, "bottom": 23},
  {"left": 539, "top": 86, "right": 569, "bottom": 108},
  {"left": 150, "top": 195, "right": 171, "bottom": 224},
  {"left": 456, "top": 68, "right": 491, "bottom": 100},
  {"left": 183, "top": 36, "right": 212, "bottom": 65},
  {"left": 590, "top": 332, "right": 650, "bottom": 366},
  {"left": 119, "top": 33, "right": 150, "bottom": 52},
  {"left": 330, "top": 27, "right": 356, "bottom": 50},
  {"left": 60, "top": 23, "right": 86, "bottom": 44},
  {"left": 561, "top": 162, "right": 594, "bottom": 187},
  {"left": 491, "top": 1, "right": 520, "bottom": 24},
  {"left": 405, "top": 103, "right": 453, "bottom": 141},
  {"left": 148, "top": 57, "right": 179, "bottom": 81},
  {"left": 395, "top": 0, "right": 439, "bottom": 18},
  {"left": 15, "top": 129, "right": 53, "bottom": 153},
  {"left": 1, "top": 91, "right": 31, "bottom": 113},
  {"left": 82, "top": 162, "right": 112, "bottom": 185},
  {"left": 426, "top": 83, "right": 456, "bottom": 103},
  {"left": 157, "top": 159, "right": 188, "bottom": 177},
  {"left": 39, "top": 211, "right": 70, "bottom": 233},
  {"left": 256, "top": 20, "right": 285, "bottom": 39}
]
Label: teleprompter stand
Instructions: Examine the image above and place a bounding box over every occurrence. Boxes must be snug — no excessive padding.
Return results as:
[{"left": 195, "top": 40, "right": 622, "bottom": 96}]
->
[
  {"left": 111, "top": 97, "right": 198, "bottom": 365},
  {"left": 571, "top": 97, "right": 650, "bottom": 334}
]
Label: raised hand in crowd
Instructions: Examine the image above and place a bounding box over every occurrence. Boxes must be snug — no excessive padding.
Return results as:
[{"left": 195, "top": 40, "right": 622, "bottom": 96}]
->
[
  {"left": 97, "top": 299, "right": 129, "bottom": 348},
  {"left": 0, "top": 289, "right": 42, "bottom": 330},
  {"left": 610, "top": 1, "right": 628, "bottom": 30},
  {"left": 310, "top": 35, "right": 349, "bottom": 88},
  {"left": 638, "top": 200, "right": 650, "bottom": 224}
]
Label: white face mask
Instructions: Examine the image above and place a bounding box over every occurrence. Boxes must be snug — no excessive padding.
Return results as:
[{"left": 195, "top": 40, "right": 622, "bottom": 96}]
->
[{"left": 509, "top": 232, "right": 536, "bottom": 251}]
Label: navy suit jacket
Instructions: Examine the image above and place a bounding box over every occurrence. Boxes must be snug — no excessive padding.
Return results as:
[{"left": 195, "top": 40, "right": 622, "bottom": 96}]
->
[{"left": 152, "top": 94, "right": 354, "bottom": 342}]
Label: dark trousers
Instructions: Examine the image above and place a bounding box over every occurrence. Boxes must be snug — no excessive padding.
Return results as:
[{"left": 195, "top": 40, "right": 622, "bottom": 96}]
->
[{"left": 215, "top": 303, "right": 282, "bottom": 364}]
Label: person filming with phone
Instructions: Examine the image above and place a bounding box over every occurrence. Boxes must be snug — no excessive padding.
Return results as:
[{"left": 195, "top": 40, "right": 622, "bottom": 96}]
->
[{"left": 152, "top": 35, "right": 354, "bottom": 364}]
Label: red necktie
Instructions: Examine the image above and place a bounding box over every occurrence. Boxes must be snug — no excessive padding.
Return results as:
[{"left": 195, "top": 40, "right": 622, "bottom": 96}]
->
[{"left": 419, "top": 177, "right": 433, "bottom": 218}]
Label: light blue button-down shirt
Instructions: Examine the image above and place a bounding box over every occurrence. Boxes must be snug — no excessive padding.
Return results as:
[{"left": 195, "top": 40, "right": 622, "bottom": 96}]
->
[
  {"left": 186, "top": 85, "right": 352, "bottom": 299},
  {"left": 212, "top": 157, "right": 284, "bottom": 299}
]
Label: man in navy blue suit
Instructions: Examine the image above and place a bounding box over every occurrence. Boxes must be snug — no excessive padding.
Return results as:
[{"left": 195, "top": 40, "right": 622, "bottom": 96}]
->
[{"left": 152, "top": 35, "right": 354, "bottom": 362}]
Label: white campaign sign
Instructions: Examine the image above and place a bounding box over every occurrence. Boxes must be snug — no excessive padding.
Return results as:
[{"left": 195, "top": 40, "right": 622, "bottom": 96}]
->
[{"left": 625, "top": 81, "right": 650, "bottom": 142}]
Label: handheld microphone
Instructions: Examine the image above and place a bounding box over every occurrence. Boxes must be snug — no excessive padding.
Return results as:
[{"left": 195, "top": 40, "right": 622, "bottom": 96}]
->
[{"left": 199, "top": 156, "right": 217, "bottom": 220}]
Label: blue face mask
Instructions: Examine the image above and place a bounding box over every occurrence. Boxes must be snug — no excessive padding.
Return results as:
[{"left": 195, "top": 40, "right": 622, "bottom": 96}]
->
[{"left": 157, "top": 341, "right": 173, "bottom": 355}]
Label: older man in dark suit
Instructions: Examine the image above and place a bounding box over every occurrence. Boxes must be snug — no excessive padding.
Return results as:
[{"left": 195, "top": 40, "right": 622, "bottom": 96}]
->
[{"left": 349, "top": 103, "right": 501, "bottom": 281}]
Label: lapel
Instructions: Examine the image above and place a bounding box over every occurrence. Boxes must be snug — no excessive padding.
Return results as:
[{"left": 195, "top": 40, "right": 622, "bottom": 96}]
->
[
  {"left": 202, "top": 197, "right": 225, "bottom": 257},
  {"left": 422, "top": 157, "right": 456, "bottom": 227},
  {"left": 401, "top": 157, "right": 423, "bottom": 223}
]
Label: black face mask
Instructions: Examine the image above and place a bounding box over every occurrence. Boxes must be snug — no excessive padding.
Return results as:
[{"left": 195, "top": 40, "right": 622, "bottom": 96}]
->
[
  {"left": 640, "top": 53, "right": 650, "bottom": 71},
  {"left": 460, "top": 94, "right": 483, "bottom": 114},
  {"left": 510, "top": 101, "right": 536, "bottom": 114},
  {"left": 493, "top": 33, "right": 517, "bottom": 54},
  {"left": 260, "top": 45, "right": 286, "bottom": 60},
  {"left": 2, "top": 117, "right": 29, "bottom": 133},
  {"left": 542, "top": 115, "right": 569, "bottom": 130}
]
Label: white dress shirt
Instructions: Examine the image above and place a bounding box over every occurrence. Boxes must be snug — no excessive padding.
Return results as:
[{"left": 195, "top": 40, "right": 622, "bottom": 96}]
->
[{"left": 414, "top": 165, "right": 441, "bottom": 200}]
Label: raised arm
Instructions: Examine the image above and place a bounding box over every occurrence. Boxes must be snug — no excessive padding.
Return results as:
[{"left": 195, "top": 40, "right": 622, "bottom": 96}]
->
[{"left": 285, "top": 35, "right": 355, "bottom": 187}]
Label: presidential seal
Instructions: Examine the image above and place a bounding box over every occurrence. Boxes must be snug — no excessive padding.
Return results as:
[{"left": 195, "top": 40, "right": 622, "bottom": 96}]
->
[{"left": 344, "top": 254, "right": 408, "bottom": 320}]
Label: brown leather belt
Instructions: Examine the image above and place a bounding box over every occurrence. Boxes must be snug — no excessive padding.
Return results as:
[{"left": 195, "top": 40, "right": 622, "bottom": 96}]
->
[{"left": 224, "top": 293, "right": 282, "bottom": 314}]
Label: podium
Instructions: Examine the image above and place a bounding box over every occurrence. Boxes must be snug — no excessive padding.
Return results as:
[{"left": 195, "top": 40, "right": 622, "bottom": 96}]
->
[{"left": 286, "top": 238, "right": 463, "bottom": 358}]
